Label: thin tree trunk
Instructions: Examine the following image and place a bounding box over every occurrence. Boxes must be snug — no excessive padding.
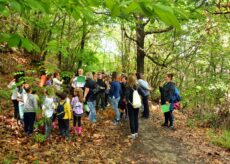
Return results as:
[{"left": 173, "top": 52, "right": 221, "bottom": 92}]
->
[{"left": 135, "top": 16, "right": 145, "bottom": 74}]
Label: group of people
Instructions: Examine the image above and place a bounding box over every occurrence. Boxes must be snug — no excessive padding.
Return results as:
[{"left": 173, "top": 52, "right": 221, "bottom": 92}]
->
[{"left": 7, "top": 68, "right": 179, "bottom": 140}]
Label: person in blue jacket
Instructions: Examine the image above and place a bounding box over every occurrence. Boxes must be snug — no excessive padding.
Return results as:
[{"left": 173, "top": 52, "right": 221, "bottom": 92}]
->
[
  {"left": 159, "top": 73, "right": 176, "bottom": 129},
  {"left": 107, "top": 72, "right": 122, "bottom": 125}
]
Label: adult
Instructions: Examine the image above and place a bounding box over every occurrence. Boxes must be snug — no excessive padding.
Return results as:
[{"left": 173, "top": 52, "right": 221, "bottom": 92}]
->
[
  {"left": 53, "top": 72, "right": 63, "bottom": 91},
  {"left": 83, "top": 72, "right": 97, "bottom": 123},
  {"left": 119, "top": 75, "right": 128, "bottom": 119},
  {"left": 93, "top": 72, "right": 98, "bottom": 81},
  {"left": 159, "top": 73, "right": 176, "bottom": 129},
  {"left": 104, "top": 75, "right": 111, "bottom": 107},
  {"left": 71, "top": 68, "right": 86, "bottom": 89},
  {"left": 96, "top": 72, "right": 106, "bottom": 110},
  {"left": 108, "top": 72, "right": 122, "bottom": 125},
  {"left": 7, "top": 76, "right": 19, "bottom": 120},
  {"left": 125, "top": 74, "right": 140, "bottom": 139},
  {"left": 136, "top": 73, "right": 151, "bottom": 119}
]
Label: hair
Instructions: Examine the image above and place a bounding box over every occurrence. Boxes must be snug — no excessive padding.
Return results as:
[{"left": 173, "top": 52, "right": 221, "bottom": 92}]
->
[
  {"left": 24, "top": 84, "right": 31, "bottom": 93},
  {"left": 112, "top": 71, "right": 118, "bottom": 81},
  {"left": 167, "top": 73, "right": 174, "bottom": 80},
  {"left": 74, "top": 88, "right": 84, "bottom": 103},
  {"left": 86, "top": 72, "right": 93, "bottom": 79},
  {"left": 127, "top": 74, "right": 137, "bottom": 88},
  {"left": 121, "top": 74, "right": 127, "bottom": 80},
  {"left": 57, "top": 92, "right": 67, "bottom": 100},
  {"left": 136, "top": 72, "right": 142, "bottom": 80},
  {"left": 46, "top": 74, "right": 52, "bottom": 80},
  {"left": 46, "top": 87, "right": 55, "bottom": 97},
  {"left": 53, "top": 72, "right": 59, "bottom": 78}
]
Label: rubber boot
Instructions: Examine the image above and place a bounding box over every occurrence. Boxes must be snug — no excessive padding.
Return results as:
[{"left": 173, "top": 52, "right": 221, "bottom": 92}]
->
[
  {"left": 52, "top": 122, "right": 57, "bottom": 129},
  {"left": 77, "top": 127, "right": 82, "bottom": 135},
  {"left": 73, "top": 126, "right": 77, "bottom": 134}
]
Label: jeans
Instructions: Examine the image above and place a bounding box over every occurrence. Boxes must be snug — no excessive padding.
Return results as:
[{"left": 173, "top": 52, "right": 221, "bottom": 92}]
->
[
  {"left": 142, "top": 96, "right": 149, "bottom": 118},
  {"left": 24, "top": 112, "right": 36, "bottom": 134},
  {"left": 110, "top": 97, "right": 120, "bottom": 121},
  {"left": 164, "top": 110, "right": 174, "bottom": 126},
  {"left": 127, "top": 104, "right": 139, "bottom": 134},
  {"left": 87, "top": 101, "right": 96, "bottom": 122},
  {"left": 18, "top": 104, "right": 24, "bottom": 120},
  {"left": 58, "top": 119, "right": 70, "bottom": 137},
  {"left": 96, "top": 92, "right": 105, "bottom": 109},
  {"left": 45, "top": 116, "right": 53, "bottom": 138},
  {"left": 12, "top": 100, "right": 19, "bottom": 119}
]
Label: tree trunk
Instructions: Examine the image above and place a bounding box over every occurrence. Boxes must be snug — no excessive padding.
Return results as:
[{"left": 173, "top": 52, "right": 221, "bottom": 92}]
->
[
  {"left": 78, "top": 19, "right": 86, "bottom": 69},
  {"left": 58, "top": 14, "right": 66, "bottom": 68},
  {"left": 135, "top": 16, "right": 145, "bottom": 74}
]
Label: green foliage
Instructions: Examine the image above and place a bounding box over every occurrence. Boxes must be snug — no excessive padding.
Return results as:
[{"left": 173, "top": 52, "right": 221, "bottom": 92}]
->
[
  {"left": 43, "top": 54, "right": 59, "bottom": 74},
  {"left": 34, "top": 133, "right": 46, "bottom": 143},
  {"left": 34, "top": 117, "right": 45, "bottom": 129},
  {"left": 0, "top": 88, "right": 11, "bottom": 100},
  {"left": 208, "top": 130, "right": 230, "bottom": 149},
  {"left": 0, "top": 33, "right": 40, "bottom": 52}
]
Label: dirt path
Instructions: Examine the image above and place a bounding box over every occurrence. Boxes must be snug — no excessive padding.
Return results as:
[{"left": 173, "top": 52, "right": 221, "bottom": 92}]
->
[{"left": 122, "top": 118, "right": 203, "bottom": 163}]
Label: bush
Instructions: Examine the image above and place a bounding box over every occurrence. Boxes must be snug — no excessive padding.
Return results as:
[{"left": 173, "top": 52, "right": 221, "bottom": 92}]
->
[{"left": 208, "top": 130, "right": 230, "bottom": 149}]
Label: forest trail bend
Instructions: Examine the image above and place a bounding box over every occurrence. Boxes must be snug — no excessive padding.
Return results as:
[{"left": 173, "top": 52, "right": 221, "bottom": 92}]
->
[{"left": 121, "top": 104, "right": 230, "bottom": 163}]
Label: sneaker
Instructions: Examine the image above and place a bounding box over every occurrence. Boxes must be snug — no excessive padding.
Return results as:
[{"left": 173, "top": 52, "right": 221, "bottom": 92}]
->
[
  {"left": 169, "top": 126, "right": 175, "bottom": 130},
  {"left": 161, "top": 123, "right": 168, "bottom": 127},
  {"left": 112, "top": 120, "right": 120, "bottom": 125},
  {"left": 135, "top": 133, "right": 138, "bottom": 138},
  {"left": 128, "top": 134, "right": 136, "bottom": 139}
]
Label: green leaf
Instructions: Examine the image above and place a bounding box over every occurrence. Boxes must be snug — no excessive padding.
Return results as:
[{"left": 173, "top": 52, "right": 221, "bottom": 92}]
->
[
  {"left": 0, "top": 33, "right": 10, "bottom": 43},
  {"left": 105, "top": 0, "right": 114, "bottom": 10},
  {"left": 111, "top": 6, "right": 120, "bottom": 17},
  {"left": 153, "top": 4, "right": 180, "bottom": 30},
  {"left": 21, "top": 38, "right": 34, "bottom": 52},
  {"left": 8, "top": 34, "right": 21, "bottom": 47},
  {"left": 0, "top": 5, "right": 9, "bottom": 16},
  {"left": 87, "top": 0, "right": 100, "bottom": 6},
  {"left": 173, "top": 8, "right": 189, "bottom": 20},
  {"left": 9, "top": 0, "right": 21, "bottom": 12},
  {"left": 126, "top": 1, "right": 139, "bottom": 14},
  {"left": 24, "top": 0, "right": 48, "bottom": 13}
]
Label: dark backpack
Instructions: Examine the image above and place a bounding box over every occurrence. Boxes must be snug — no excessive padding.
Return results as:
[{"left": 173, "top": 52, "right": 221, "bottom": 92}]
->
[{"left": 56, "top": 101, "right": 66, "bottom": 119}]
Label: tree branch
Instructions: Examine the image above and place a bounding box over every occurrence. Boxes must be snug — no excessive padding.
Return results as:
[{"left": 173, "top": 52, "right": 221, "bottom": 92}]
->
[
  {"left": 122, "top": 27, "right": 138, "bottom": 43},
  {"left": 145, "top": 26, "right": 173, "bottom": 35},
  {"left": 145, "top": 54, "right": 167, "bottom": 67},
  {"left": 212, "top": 11, "right": 230, "bottom": 15}
]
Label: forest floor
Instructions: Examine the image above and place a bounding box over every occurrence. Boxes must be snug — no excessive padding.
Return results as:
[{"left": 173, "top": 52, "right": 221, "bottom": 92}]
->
[{"left": 0, "top": 102, "right": 230, "bottom": 164}]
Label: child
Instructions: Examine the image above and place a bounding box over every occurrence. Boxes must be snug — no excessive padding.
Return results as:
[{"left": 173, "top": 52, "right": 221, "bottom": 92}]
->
[
  {"left": 42, "top": 87, "right": 56, "bottom": 139},
  {"left": 8, "top": 77, "right": 19, "bottom": 120},
  {"left": 23, "top": 84, "right": 38, "bottom": 136},
  {"left": 71, "top": 88, "right": 84, "bottom": 135},
  {"left": 57, "top": 92, "right": 71, "bottom": 138},
  {"left": 17, "top": 83, "right": 26, "bottom": 125}
]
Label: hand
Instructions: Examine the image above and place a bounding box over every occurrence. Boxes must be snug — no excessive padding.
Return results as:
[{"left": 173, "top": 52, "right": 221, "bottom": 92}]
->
[
  {"left": 83, "top": 97, "right": 86, "bottom": 102},
  {"left": 166, "top": 101, "right": 169, "bottom": 105}
]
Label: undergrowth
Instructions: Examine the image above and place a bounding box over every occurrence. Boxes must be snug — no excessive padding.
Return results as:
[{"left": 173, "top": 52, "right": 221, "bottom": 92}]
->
[{"left": 208, "top": 130, "right": 230, "bottom": 149}]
